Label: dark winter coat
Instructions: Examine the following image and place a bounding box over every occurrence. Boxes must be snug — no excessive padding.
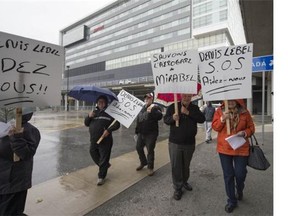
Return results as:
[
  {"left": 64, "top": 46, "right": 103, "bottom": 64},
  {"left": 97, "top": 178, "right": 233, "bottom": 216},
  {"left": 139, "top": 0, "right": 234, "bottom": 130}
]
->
[
  {"left": 84, "top": 108, "right": 120, "bottom": 145},
  {"left": 0, "top": 113, "right": 41, "bottom": 194},
  {"left": 135, "top": 104, "right": 163, "bottom": 136},
  {"left": 164, "top": 102, "right": 205, "bottom": 145}
]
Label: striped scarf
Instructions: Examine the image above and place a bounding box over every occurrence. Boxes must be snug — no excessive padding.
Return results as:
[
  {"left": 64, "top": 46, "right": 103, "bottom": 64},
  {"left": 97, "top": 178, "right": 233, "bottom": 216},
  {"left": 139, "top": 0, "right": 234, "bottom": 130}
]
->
[{"left": 229, "top": 107, "right": 239, "bottom": 132}]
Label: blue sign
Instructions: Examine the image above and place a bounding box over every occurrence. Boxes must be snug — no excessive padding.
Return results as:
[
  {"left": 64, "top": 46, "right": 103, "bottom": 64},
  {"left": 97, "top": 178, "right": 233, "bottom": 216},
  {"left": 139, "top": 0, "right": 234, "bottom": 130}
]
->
[{"left": 252, "top": 55, "right": 273, "bottom": 72}]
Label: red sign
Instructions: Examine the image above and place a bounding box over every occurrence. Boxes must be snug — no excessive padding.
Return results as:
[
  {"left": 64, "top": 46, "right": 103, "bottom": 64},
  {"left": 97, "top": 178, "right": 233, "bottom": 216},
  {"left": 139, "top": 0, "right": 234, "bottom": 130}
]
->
[{"left": 92, "top": 25, "right": 104, "bottom": 33}]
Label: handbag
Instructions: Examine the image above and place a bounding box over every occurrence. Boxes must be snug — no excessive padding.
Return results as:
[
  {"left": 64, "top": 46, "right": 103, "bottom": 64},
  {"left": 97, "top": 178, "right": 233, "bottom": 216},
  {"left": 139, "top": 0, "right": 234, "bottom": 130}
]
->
[{"left": 247, "top": 134, "right": 270, "bottom": 170}]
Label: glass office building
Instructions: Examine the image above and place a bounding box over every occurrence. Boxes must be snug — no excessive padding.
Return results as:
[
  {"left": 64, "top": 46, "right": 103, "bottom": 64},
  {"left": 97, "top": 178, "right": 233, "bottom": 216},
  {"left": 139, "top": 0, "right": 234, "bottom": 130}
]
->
[{"left": 60, "top": 0, "right": 247, "bottom": 109}]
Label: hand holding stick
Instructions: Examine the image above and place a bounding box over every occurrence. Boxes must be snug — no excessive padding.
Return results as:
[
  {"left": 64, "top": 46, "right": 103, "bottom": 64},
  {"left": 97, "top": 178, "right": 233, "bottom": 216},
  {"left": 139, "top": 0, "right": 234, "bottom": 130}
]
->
[{"left": 96, "top": 119, "right": 117, "bottom": 144}]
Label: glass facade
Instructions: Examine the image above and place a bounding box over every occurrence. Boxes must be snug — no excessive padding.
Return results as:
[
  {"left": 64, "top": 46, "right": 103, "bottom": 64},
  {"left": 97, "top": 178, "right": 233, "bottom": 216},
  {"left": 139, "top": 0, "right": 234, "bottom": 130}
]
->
[{"left": 60, "top": 0, "right": 245, "bottom": 91}]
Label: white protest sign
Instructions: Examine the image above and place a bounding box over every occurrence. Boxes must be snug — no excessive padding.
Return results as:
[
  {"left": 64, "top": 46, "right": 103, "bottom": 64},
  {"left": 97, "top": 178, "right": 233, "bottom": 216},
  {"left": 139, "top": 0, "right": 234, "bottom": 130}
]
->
[
  {"left": 198, "top": 44, "right": 253, "bottom": 101},
  {"left": 0, "top": 31, "right": 64, "bottom": 107},
  {"left": 151, "top": 49, "right": 198, "bottom": 94},
  {"left": 105, "top": 90, "right": 145, "bottom": 128}
]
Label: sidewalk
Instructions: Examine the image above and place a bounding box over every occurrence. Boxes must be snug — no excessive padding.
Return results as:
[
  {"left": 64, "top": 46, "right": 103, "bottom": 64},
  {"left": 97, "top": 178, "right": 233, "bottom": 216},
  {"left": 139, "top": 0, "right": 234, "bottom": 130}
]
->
[{"left": 25, "top": 124, "right": 273, "bottom": 216}]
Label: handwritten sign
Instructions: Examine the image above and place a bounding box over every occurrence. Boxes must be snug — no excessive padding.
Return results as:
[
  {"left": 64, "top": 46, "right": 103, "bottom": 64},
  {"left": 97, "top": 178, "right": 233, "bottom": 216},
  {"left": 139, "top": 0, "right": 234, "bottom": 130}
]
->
[
  {"left": 105, "top": 90, "right": 145, "bottom": 128},
  {"left": 198, "top": 44, "right": 253, "bottom": 101},
  {"left": 0, "top": 31, "right": 64, "bottom": 107},
  {"left": 151, "top": 49, "right": 198, "bottom": 94}
]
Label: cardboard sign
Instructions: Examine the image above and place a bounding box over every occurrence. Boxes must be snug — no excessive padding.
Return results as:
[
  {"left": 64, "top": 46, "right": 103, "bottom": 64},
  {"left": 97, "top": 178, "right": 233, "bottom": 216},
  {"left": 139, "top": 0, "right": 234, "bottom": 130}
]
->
[
  {"left": 151, "top": 49, "right": 198, "bottom": 94},
  {"left": 198, "top": 44, "right": 253, "bottom": 101},
  {"left": 105, "top": 90, "right": 145, "bottom": 128},
  {"left": 0, "top": 31, "right": 64, "bottom": 107}
]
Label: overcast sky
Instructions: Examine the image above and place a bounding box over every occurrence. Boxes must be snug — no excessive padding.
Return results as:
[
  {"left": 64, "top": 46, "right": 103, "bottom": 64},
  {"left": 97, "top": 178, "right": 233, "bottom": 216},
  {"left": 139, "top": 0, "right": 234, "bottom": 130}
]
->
[{"left": 0, "top": 0, "right": 115, "bottom": 45}]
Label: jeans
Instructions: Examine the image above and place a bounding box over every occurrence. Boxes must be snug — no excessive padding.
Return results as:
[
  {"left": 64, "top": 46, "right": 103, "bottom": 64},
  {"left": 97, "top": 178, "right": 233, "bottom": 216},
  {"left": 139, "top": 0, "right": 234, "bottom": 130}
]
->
[{"left": 219, "top": 153, "right": 248, "bottom": 206}]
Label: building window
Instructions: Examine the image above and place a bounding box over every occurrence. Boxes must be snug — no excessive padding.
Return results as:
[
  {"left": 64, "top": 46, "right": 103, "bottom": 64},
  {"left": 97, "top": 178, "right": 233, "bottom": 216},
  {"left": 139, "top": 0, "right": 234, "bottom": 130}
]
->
[
  {"left": 193, "top": 2, "right": 213, "bottom": 16},
  {"left": 193, "top": 14, "right": 212, "bottom": 28},
  {"left": 219, "top": 9, "right": 228, "bottom": 21}
]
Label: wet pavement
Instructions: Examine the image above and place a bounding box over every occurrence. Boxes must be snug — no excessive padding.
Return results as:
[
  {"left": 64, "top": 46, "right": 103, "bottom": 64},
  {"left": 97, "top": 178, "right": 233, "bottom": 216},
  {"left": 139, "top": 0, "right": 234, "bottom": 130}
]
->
[
  {"left": 26, "top": 110, "right": 273, "bottom": 216},
  {"left": 31, "top": 110, "right": 170, "bottom": 185}
]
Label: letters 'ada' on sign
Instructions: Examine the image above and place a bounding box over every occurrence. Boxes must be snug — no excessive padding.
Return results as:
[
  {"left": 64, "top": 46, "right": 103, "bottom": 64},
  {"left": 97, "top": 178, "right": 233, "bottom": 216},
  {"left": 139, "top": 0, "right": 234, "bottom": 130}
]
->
[{"left": 252, "top": 55, "right": 273, "bottom": 72}]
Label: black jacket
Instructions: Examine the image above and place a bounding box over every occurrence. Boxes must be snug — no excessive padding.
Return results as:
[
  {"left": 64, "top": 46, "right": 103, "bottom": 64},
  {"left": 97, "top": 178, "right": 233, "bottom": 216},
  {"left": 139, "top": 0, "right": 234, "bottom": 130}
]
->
[
  {"left": 0, "top": 113, "right": 41, "bottom": 194},
  {"left": 135, "top": 104, "right": 163, "bottom": 135},
  {"left": 164, "top": 102, "right": 205, "bottom": 145},
  {"left": 84, "top": 108, "right": 120, "bottom": 145}
]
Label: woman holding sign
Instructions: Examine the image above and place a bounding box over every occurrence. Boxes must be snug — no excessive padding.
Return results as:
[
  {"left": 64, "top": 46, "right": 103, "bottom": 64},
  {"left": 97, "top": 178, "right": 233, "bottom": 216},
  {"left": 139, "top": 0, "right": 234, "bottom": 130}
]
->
[
  {"left": 84, "top": 95, "right": 120, "bottom": 186},
  {"left": 212, "top": 99, "right": 255, "bottom": 213}
]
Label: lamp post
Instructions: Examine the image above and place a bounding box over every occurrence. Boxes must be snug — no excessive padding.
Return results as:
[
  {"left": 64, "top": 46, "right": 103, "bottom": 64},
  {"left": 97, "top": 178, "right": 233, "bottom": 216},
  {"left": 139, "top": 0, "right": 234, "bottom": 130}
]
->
[{"left": 66, "top": 65, "right": 70, "bottom": 111}]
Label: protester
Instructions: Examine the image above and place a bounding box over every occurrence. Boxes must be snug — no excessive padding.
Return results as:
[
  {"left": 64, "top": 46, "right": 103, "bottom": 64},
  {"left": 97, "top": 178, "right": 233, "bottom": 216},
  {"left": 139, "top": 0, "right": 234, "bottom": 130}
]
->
[
  {"left": 164, "top": 94, "right": 205, "bottom": 200},
  {"left": 202, "top": 101, "right": 215, "bottom": 143},
  {"left": 135, "top": 92, "right": 163, "bottom": 176},
  {"left": 84, "top": 95, "right": 120, "bottom": 186},
  {"left": 0, "top": 107, "right": 41, "bottom": 216},
  {"left": 212, "top": 99, "right": 255, "bottom": 213}
]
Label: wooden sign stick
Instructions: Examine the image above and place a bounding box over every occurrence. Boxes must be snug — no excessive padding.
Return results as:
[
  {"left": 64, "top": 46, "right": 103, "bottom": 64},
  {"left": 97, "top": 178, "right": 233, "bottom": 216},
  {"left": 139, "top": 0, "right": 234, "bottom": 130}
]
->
[
  {"left": 174, "top": 93, "right": 179, "bottom": 127},
  {"left": 224, "top": 100, "right": 231, "bottom": 135},
  {"left": 96, "top": 119, "right": 117, "bottom": 144},
  {"left": 14, "top": 107, "right": 22, "bottom": 162}
]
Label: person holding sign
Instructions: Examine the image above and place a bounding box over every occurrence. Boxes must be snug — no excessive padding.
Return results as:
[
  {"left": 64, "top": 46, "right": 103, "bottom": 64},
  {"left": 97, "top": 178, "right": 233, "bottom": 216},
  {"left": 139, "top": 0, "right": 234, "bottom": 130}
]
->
[
  {"left": 0, "top": 107, "right": 41, "bottom": 216},
  {"left": 212, "top": 99, "right": 255, "bottom": 213},
  {"left": 164, "top": 94, "right": 205, "bottom": 200},
  {"left": 135, "top": 92, "right": 163, "bottom": 176},
  {"left": 84, "top": 95, "right": 120, "bottom": 186}
]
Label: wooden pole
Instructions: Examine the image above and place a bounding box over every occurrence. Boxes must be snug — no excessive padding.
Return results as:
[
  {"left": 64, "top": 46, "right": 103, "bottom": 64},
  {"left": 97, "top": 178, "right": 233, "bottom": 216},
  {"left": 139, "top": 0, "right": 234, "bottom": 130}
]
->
[
  {"left": 96, "top": 119, "right": 117, "bottom": 144},
  {"left": 174, "top": 93, "right": 179, "bottom": 127},
  {"left": 224, "top": 100, "right": 230, "bottom": 135},
  {"left": 14, "top": 107, "right": 22, "bottom": 162}
]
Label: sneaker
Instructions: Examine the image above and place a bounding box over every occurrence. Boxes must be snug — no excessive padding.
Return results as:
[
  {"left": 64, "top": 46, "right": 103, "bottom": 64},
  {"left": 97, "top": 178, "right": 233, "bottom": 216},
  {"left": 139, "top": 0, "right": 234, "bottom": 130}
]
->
[
  {"left": 173, "top": 189, "right": 183, "bottom": 200},
  {"left": 136, "top": 164, "right": 147, "bottom": 171},
  {"left": 97, "top": 178, "right": 105, "bottom": 186},
  {"left": 205, "top": 140, "right": 210, "bottom": 144},
  {"left": 225, "top": 204, "right": 237, "bottom": 213},
  {"left": 183, "top": 182, "right": 193, "bottom": 191},
  {"left": 147, "top": 169, "right": 154, "bottom": 176}
]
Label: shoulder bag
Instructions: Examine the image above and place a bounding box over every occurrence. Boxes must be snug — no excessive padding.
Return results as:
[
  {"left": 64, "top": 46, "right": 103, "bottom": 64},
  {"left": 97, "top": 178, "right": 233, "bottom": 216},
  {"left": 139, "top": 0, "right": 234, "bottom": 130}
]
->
[{"left": 247, "top": 134, "right": 270, "bottom": 170}]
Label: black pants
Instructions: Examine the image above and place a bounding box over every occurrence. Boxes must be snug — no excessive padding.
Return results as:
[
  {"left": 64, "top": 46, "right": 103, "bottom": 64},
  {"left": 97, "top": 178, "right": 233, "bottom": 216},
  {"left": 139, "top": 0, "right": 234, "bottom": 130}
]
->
[
  {"left": 0, "top": 190, "right": 27, "bottom": 216},
  {"left": 168, "top": 142, "right": 195, "bottom": 190},
  {"left": 90, "top": 141, "right": 113, "bottom": 179},
  {"left": 136, "top": 133, "right": 158, "bottom": 169}
]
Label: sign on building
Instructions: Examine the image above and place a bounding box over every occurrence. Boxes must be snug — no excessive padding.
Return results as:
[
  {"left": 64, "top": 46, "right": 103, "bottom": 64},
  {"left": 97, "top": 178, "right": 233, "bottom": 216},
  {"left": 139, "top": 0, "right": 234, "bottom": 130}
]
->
[
  {"left": 0, "top": 31, "right": 64, "bottom": 107},
  {"left": 252, "top": 55, "right": 273, "bottom": 72}
]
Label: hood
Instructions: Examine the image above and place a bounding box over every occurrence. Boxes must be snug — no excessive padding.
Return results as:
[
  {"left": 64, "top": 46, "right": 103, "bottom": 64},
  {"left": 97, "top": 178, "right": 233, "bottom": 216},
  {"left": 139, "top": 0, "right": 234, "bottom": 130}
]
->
[{"left": 220, "top": 99, "right": 246, "bottom": 109}]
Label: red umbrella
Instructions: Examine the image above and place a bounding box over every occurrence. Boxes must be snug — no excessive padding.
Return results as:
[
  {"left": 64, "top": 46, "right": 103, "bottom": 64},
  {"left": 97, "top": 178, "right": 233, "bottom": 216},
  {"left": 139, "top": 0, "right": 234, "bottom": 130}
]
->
[
  {"left": 155, "top": 83, "right": 202, "bottom": 104},
  {"left": 155, "top": 83, "right": 201, "bottom": 127}
]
